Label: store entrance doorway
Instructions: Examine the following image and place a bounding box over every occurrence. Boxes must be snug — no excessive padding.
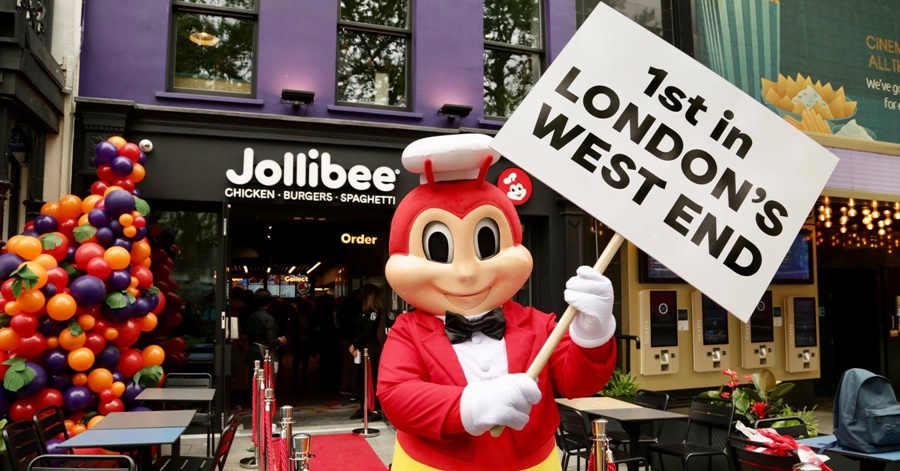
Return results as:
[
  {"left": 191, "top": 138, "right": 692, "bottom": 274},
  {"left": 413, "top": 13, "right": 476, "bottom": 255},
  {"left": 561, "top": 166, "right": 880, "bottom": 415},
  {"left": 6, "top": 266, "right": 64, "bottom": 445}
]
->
[{"left": 225, "top": 202, "right": 398, "bottom": 422}]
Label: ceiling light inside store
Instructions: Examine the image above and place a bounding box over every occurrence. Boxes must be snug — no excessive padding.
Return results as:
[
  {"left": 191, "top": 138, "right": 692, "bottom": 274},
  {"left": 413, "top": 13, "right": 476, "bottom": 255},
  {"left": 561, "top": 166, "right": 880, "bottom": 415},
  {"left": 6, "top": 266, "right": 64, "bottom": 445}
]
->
[
  {"left": 243, "top": 265, "right": 248, "bottom": 273},
  {"left": 307, "top": 262, "right": 321, "bottom": 274},
  {"left": 816, "top": 196, "right": 900, "bottom": 253},
  {"left": 266, "top": 267, "right": 271, "bottom": 274},
  {"left": 189, "top": 31, "right": 220, "bottom": 47},
  {"left": 288, "top": 266, "right": 297, "bottom": 274}
]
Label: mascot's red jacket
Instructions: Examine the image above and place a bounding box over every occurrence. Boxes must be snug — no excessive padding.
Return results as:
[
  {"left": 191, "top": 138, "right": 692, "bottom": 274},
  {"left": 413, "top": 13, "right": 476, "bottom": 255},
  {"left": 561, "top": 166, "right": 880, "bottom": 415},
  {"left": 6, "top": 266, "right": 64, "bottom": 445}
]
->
[{"left": 379, "top": 134, "right": 617, "bottom": 470}]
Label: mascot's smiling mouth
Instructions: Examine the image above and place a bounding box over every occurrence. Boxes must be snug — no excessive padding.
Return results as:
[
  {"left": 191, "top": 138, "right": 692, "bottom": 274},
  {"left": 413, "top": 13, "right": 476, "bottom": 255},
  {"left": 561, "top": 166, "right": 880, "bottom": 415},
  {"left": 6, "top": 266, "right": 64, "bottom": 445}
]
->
[{"left": 444, "top": 289, "right": 491, "bottom": 311}]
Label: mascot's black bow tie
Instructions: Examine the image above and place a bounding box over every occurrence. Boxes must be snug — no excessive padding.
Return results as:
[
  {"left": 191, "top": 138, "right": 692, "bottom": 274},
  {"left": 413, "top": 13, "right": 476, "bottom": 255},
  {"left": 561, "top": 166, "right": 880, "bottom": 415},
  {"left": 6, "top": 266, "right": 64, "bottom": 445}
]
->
[{"left": 444, "top": 308, "right": 506, "bottom": 344}]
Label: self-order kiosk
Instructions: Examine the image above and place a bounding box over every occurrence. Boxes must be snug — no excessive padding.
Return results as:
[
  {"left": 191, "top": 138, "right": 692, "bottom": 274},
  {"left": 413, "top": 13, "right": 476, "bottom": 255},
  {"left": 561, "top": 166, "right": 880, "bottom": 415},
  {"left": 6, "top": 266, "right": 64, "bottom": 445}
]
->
[
  {"left": 785, "top": 296, "right": 820, "bottom": 372},
  {"left": 741, "top": 291, "right": 775, "bottom": 369},
  {"left": 691, "top": 290, "right": 734, "bottom": 372},
  {"left": 640, "top": 290, "right": 679, "bottom": 375}
]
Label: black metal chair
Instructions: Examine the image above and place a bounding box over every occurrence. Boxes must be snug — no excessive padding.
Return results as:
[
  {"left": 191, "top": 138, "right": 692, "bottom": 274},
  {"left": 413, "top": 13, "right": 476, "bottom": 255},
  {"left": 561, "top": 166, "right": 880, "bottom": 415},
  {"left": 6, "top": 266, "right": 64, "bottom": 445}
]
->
[
  {"left": 3, "top": 420, "right": 42, "bottom": 471},
  {"left": 28, "top": 454, "right": 135, "bottom": 471},
  {"left": 164, "top": 372, "right": 214, "bottom": 455},
  {"left": 557, "top": 404, "right": 646, "bottom": 471},
  {"left": 32, "top": 406, "right": 70, "bottom": 455},
  {"left": 649, "top": 396, "right": 734, "bottom": 470},
  {"left": 608, "top": 389, "right": 670, "bottom": 452},
  {"left": 154, "top": 407, "right": 243, "bottom": 471},
  {"left": 727, "top": 435, "right": 800, "bottom": 470},
  {"left": 754, "top": 416, "right": 809, "bottom": 438}
]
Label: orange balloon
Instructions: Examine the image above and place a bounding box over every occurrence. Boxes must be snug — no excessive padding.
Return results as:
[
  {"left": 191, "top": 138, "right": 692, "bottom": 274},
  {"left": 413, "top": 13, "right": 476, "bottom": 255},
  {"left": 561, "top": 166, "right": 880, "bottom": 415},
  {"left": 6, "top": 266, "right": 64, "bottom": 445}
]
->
[
  {"left": 126, "top": 287, "right": 140, "bottom": 298},
  {"left": 0, "top": 328, "right": 20, "bottom": 351},
  {"left": 129, "top": 277, "right": 139, "bottom": 289},
  {"left": 87, "top": 368, "right": 113, "bottom": 393},
  {"left": 4, "top": 301, "right": 21, "bottom": 315},
  {"left": 71, "top": 424, "right": 87, "bottom": 436},
  {"left": 68, "top": 347, "right": 95, "bottom": 371},
  {"left": 72, "top": 373, "right": 88, "bottom": 386},
  {"left": 142, "top": 345, "right": 165, "bottom": 367},
  {"left": 46, "top": 336, "right": 59, "bottom": 350},
  {"left": 107, "top": 136, "right": 126, "bottom": 149},
  {"left": 102, "top": 186, "right": 123, "bottom": 197},
  {"left": 78, "top": 214, "right": 90, "bottom": 226},
  {"left": 87, "top": 415, "right": 105, "bottom": 429},
  {"left": 104, "top": 247, "right": 131, "bottom": 270},
  {"left": 59, "top": 327, "right": 86, "bottom": 351},
  {"left": 118, "top": 214, "right": 134, "bottom": 227},
  {"left": 40, "top": 202, "right": 60, "bottom": 218},
  {"left": 130, "top": 240, "right": 151, "bottom": 262},
  {"left": 5, "top": 235, "right": 23, "bottom": 254},
  {"left": 123, "top": 226, "right": 137, "bottom": 238},
  {"left": 82, "top": 195, "right": 103, "bottom": 214},
  {"left": 17, "top": 261, "right": 48, "bottom": 289},
  {"left": 138, "top": 313, "right": 157, "bottom": 332},
  {"left": 33, "top": 253, "right": 58, "bottom": 270},
  {"left": 130, "top": 164, "right": 146, "bottom": 183},
  {"left": 104, "top": 327, "right": 118, "bottom": 341},
  {"left": 58, "top": 195, "right": 84, "bottom": 219},
  {"left": 13, "top": 237, "right": 43, "bottom": 261},
  {"left": 110, "top": 381, "right": 126, "bottom": 397},
  {"left": 77, "top": 314, "right": 96, "bottom": 331},
  {"left": 47, "top": 293, "right": 78, "bottom": 321},
  {"left": 140, "top": 258, "right": 152, "bottom": 268},
  {"left": 18, "top": 290, "right": 45, "bottom": 313}
]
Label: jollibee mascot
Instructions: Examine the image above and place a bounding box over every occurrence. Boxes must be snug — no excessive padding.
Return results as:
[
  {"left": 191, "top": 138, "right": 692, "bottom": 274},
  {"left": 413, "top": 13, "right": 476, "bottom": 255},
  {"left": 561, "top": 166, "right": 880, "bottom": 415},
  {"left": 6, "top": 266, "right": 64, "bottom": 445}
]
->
[{"left": 379, "top": 134, "right": 617, "bottom": 471}]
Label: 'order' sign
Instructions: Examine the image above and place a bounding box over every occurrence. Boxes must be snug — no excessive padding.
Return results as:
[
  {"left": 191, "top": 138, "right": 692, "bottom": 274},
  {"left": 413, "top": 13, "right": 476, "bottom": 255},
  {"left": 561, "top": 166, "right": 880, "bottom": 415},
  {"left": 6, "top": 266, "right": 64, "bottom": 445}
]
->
[{"left": 490, "top": 3, "right": 838, "bottom": 322}]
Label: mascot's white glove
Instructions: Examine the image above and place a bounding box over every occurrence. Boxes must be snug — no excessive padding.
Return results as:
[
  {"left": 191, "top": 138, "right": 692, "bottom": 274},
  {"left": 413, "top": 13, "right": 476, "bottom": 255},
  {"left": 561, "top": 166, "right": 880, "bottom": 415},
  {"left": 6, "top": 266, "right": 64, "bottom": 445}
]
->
[
  {"left": 460, "top": 373, "right": 542, "bottom": 436},
  {"left": 565, "top": 266, "right": 617, "bottom": 348}
]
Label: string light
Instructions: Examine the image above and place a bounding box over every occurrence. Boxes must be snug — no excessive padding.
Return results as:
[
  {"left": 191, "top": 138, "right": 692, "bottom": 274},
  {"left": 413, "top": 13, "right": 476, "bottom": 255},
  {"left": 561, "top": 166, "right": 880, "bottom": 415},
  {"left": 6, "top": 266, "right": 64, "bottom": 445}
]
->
[{"left": 817, "top": 196, "right": 899, "bottom": 251}]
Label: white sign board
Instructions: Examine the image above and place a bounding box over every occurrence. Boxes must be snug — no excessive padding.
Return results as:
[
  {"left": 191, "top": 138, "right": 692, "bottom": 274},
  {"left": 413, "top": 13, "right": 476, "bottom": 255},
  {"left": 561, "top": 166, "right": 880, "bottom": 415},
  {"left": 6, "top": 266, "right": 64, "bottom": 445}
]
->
[{"left": 490, "top": 3, "right": 838, "bottom": 322}]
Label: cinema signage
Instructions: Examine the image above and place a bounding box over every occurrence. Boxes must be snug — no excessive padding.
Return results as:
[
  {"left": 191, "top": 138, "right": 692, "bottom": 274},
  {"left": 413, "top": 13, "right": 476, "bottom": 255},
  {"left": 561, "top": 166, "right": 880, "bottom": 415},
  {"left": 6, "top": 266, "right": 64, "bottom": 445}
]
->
[{"left": 224, "top": 147, "right": 401, "bottom": 205}]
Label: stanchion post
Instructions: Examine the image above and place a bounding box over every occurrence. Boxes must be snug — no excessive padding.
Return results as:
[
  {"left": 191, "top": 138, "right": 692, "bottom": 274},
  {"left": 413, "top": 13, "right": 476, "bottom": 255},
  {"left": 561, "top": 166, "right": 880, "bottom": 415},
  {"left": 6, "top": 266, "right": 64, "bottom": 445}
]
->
[
  {"left": 591, "top": 418, "right": 613, "bottom": 471},
  {"left": 291, "top": 433, "right": 311, "bottom": 471},
  {"left": 352, "top": 348, "right": 380, "bottom": 438},
  {"left": 281, "top": 406, "right": 293, "bottom": 471},
  {"left": 240, "top": 361, "right": 262, "bottom": 469}
]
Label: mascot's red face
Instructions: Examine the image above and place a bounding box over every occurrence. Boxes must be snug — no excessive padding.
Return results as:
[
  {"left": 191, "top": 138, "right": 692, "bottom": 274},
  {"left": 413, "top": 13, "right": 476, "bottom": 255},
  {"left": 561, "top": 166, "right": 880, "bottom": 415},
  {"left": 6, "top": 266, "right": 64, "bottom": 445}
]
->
[{"left": 386, "top": 136, "right": 533, "bottom": 317}]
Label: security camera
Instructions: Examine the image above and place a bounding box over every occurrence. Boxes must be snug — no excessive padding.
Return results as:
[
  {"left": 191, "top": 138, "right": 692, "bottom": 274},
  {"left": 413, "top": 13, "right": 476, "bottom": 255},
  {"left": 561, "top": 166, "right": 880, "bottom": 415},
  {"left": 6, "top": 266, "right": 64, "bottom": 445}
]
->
[{"left": 139, "top": 139, "right": 154, "bottom": 153}]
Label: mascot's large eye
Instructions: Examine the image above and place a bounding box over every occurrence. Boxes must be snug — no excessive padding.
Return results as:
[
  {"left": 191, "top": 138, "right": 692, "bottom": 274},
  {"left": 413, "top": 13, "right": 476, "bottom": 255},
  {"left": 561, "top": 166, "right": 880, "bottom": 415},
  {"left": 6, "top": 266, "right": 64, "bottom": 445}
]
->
[
  {"left": 474, "top": 218, "right": 500, "bottom": 260},
  {"left": 423, "top": 221, "right": 454, "bottom": 263}
]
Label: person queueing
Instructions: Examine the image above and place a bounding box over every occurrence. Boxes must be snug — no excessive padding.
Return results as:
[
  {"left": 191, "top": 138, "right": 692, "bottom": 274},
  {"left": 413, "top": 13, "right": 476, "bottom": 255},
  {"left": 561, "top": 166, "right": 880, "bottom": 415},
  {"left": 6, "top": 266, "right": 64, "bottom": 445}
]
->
[
  {"left": 246, "top": 289, "right": 287, "bottom": 384},
  {"left": 378, "top": 134, "right": 617, "bottom": 470},
  {"left": 349, "top": 283, "right": 385, "bottom": 420}
]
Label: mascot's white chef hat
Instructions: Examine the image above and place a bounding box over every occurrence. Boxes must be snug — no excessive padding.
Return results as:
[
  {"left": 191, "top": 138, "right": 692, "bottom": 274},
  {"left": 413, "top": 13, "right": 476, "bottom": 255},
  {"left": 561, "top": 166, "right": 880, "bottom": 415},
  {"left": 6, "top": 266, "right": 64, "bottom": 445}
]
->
[
  {"left": 389, "top": 134, "right": 522, "bottom": 256},
  {"left": 402, "top": 134, "right": 500, "bottom": 184}
]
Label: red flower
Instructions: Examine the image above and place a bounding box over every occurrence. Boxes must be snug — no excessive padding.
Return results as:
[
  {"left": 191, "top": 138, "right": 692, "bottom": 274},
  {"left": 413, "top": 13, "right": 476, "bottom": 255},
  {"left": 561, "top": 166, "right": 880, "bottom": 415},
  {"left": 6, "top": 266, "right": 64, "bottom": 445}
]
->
[
  {"left": 720, "top": 391, "right": 731, "bottom": 399},
  {"left": 723, "top": 369, "right": 738, "bottom": 378},
  {"left": 749, "top": 401, "right": 768, "bottom": 419},
  {"left": 744, "top": 375, "right": 753, "bottom": 382},
  {"left": 727, "top": 380, "right": 740, "bottom": 388}
]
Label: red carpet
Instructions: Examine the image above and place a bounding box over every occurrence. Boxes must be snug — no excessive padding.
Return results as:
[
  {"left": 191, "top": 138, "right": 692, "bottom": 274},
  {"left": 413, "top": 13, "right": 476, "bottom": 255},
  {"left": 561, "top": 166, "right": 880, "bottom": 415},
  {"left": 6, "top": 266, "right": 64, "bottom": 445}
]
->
[{"left": 308, "top": 433, "right": 389, "bottom": 470}]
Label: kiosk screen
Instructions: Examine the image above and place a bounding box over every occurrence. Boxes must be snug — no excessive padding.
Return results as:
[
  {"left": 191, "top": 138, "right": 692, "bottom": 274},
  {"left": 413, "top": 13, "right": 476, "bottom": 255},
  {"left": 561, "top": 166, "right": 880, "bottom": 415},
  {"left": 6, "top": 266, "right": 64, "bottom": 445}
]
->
[
  {"left": 750, "top": 291, "right": 774, "bottom": 343},
  {"left": 793, "top": 297, "right": 817, "bottom": 347},
  {"left": 650, "top": 291, "right": 678, "bottom": 347},
  {"left": 701, "top": 295, "right": 729, "bottom": 345}
]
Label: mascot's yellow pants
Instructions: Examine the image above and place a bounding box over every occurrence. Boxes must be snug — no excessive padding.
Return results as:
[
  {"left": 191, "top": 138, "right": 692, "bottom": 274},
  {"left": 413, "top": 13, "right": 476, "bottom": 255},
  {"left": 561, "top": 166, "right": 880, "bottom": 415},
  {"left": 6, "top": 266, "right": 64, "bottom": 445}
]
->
[{"left": 390, "top": 441, "right": 562, "bottom": 471}]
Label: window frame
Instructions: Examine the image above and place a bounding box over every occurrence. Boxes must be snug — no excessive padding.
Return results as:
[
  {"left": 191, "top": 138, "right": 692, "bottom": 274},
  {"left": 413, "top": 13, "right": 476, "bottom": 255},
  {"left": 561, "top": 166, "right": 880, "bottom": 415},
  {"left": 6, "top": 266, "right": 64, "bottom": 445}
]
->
[
  {"left": 166, "top": 0, "right": 261, "bottom": 98},
  {"left": 482, "top": 0, "right": 547, "bottom": 120},
  {"left": 335, "top": 1, "right": 414, "bottom": 111}
]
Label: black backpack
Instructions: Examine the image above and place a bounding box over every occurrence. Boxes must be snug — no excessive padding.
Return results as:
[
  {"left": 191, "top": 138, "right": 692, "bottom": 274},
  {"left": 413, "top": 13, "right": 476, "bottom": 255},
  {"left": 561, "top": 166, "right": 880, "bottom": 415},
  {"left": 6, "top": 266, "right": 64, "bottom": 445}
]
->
[{"left": 833, "top": 368, "right": 900, "bottom": 453}]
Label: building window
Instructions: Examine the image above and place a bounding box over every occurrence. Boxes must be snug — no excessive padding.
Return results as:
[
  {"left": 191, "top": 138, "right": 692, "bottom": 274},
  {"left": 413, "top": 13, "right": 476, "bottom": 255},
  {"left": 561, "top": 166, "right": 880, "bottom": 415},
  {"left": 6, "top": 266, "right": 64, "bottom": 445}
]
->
[
  {"left": 576, "top": 0, "right": 673, "bottom": 43},
  {"left": 168, "top": 0, "right": 258, "bottom": 96},
  {"left": 483, "top": 0, "right": 543, "bottom": 119},
  {"left": 337, "top": 0, "right": 411, "bottom": 109}
]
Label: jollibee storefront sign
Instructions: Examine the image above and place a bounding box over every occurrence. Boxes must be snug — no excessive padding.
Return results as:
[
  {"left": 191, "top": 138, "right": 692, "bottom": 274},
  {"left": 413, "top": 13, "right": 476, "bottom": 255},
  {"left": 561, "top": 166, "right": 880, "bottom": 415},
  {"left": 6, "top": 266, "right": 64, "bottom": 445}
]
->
[
  {"left": 225, "top": 148, "right": 400, "bottom": 205},
  {"left": 491, "top": 3, "right": 838, "bottom": 321}
]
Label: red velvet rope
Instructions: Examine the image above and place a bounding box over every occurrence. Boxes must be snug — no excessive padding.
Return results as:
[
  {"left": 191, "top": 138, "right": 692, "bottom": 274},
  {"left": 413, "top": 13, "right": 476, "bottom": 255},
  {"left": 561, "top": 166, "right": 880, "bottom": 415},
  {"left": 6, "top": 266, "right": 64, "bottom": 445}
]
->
[
  {"left": 251, "top": 372, "right": 259, "bottom": 446},
  {"left": 267, "top": 437, "right": 287, "bottom": 471},
  {"left": 365, "top": 358, "right": 375, "bottom": 412},
  {"left": 586, "top": 447, "right": 616, "bottom": 471}
]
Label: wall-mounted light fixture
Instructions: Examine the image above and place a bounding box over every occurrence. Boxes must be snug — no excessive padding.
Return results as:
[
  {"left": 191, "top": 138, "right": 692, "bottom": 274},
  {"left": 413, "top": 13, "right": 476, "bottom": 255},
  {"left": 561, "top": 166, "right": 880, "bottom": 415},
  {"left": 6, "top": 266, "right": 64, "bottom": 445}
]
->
[
  {"left": 438, "top": 103, "right": 473, "bottom": 120},
  {"left": 281, "top": 89, "right": 315, "bottom": 109}
]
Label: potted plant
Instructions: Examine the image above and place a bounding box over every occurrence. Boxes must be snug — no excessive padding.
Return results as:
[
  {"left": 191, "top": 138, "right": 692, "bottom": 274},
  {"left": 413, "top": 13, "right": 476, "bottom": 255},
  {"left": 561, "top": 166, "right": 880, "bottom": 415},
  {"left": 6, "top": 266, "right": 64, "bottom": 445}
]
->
[{"left": 598, "top": 368, "right": 640, "bottom": 402}]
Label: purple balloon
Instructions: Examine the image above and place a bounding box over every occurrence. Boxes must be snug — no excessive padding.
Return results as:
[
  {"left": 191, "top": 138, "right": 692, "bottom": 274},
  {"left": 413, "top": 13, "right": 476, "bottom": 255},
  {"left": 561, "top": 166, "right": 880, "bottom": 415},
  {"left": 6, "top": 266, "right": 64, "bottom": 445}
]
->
[
  {"left": 0, "top": 253, "right": 25, "bottom": 279},
  {"left": 112, "top": 371, "right": 124, "bottom": 383},
  {"left": 111, "top": 156, "right": 134, "bottom": 177},
  {"left": 17, "top": 362, "right": 47, "bottom": 398},
  {"left": 96, "top": 227, "right": 115, "bottom": 246},
  {"left": 112, "top": 238, "right": 133, "bottom": 252},
  {"left": 44, "top": 348, "right": 69, "bottom": 374},
  {"left": 69, "top": 275, "right": 107, "bottom": 306},
  {"left": 108, "top": 270, "right": 132, "bottom": 291},
  {"left": 133, "top": 297, "right": 152, "bottom": 317},
  {"left": 38, "top": 317, "right": 64, "bottom": 337},
  {"left": 121, "top": 380, "right": 144, "bottom": 406},
  {"left": 138, "top": 152, "right": 147, "bottom": 166},
  {"left": 63, "top": 386, "right": 92, "bottom": 411},
  {"left": 109, "top": 220, "right": 123, "bottom": 234},
  {"left": 104, "top": 299, "right": 134, "bottom": 323},
  {"left": 132, "top": 188, "right": 142, "bottom": 197},
  {"left": 65, "top": 247, "right": 77, "bottom": 264},
  {"left": 94, "top": 141, "right": 119, "bottom": 164},
  {"left": 21, "top": 230, "right": 39, "bottom": 238},
  {"left": 129, "top": 406, "right": 151, "bottom": 412},
  {"left": 134, "top": 227, "right": 147, "bottom": 241},
  {"left": 40, "top": 283, "right": 58, "bottom": 298},
  {"left": 45, "top": 437, "right": 65, "bottom": 455},
  {"left": 48, "top": 373, "right": 72, "bottom": 391},
  {"left": 88, "top": 208, "right": 109, "bottom": 227},
  {"left": 33, "top": 215, "right": 59, "bottom": 234},
  {"left": 0, "top": 386, "right": 10, "bottom": 416},
  {"left": 104, "top": 189, "right": 135, "bottom": 216},
  {"left": 96, "top": 344, "right": 121, "bottom": 370}
]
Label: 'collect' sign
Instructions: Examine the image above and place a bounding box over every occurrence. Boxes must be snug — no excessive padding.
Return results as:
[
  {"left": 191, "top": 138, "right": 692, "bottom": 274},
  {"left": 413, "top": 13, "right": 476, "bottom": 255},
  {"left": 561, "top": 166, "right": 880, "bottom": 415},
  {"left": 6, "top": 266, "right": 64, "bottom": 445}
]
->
[{"left": 490, "top": 3, "right": 838, "bottom": 321}]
